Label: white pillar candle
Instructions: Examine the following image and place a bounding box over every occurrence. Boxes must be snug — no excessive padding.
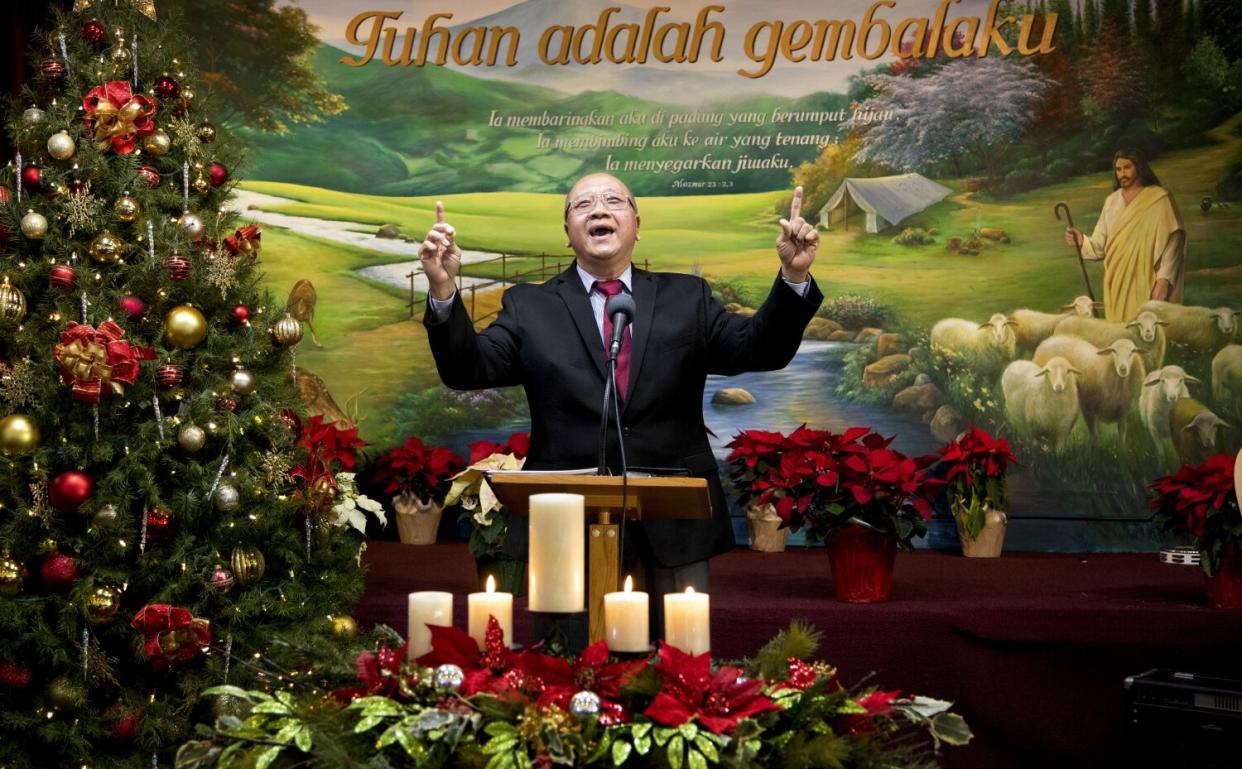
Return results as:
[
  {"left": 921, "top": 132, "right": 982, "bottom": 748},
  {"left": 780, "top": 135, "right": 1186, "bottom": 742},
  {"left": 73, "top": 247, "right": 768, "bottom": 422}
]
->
[
  {"left": 407, "top": 591, "right": 453, "bottom": 661},
  {"left": 468, "top": 575, "right": 514, "bottom": 649},
  {"left": 604, "top": 575, "right": 649, "bottom": 653},
  {"left": 663, "top": 587, "right": 710, "bottom": 655},
  {"left": 527, "top": 493, "right": 585, "bottom": 613}
]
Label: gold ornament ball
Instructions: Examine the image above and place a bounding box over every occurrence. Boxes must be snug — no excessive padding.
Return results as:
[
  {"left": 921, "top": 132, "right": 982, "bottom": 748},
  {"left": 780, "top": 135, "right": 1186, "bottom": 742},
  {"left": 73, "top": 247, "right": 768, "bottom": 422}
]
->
[
  {"left": 197, "top": 122, "right": 216, "bottom": 143},
  {"left": 180, "top": 87, "right": 196, "bottom": 104},
  {"left": 0, "top": 414, "right": 41, "bottom": 455},
  {"left": 0, "top": 552, "right": 22, "bottom": 593},
  {"left": 44, "top": 180, "right": 65, "bottom": 197},
  {"left": 230, "top": 545, "right": 266, "bottom": 585},
  {"left": 230, "top": 368, "right": 257, "bottom": 396},
  {"left": 330, "top": 615, "right": 358, "bottom": 639},
  {"left": 0, "top": 279, "right": 28, "bottom": 322},
  {"left": 165, "top": 305, "right": 208, "bottom": 349},
  {"left": 191, "top": 175, "right": 210, "bottom": 194},
  {"left": 20, "top": 210, "right": 48, "bottom": 240},
  {"left": 85, "top": 583, "right": 122, "bottom": 624},
  {"left": 89, "top": 229, "right": 124, "bottom": 263},
  {"left": 177, "top": 211, "right": 205, "bottom": 240},
  {"left": 113, "top": 194, "right": 141, "bottom": 223},
  {"left": 268, "top": 313, "right": 304, "bottom": 348},
  {"left": 109, "top": 44, "right": 131, "bottom": 66},
  {"left": 47, "top": 131, "right": 76, "bottom": 160},
  {"left": 177, "top": 424, "right": 206, "bottom": 452},
  {"left": 142, "top": 129, "right": 170, "bottom": 156},
  {"left": 47, "top": 675, "right": 86, "bottom": 710}
]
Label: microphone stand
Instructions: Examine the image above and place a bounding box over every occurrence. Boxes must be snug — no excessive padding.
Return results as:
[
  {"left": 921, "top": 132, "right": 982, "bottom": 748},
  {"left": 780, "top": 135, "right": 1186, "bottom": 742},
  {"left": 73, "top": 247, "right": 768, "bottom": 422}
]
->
[{"left": 596, "top": 327, "right": 630, "bottom": 586}]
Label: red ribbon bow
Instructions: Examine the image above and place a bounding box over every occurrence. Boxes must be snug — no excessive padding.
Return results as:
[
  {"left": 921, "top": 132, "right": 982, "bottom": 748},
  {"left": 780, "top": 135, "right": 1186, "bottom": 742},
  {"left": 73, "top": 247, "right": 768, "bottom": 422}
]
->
[
  {"left": 223, "top": 225, "right": 261, "bottom": 257},
  {"left": 54, "top": 321, "right": 156, "bottom": 404},
  {"left": 131, "top": 604, "right": 212, "bottom": 670},
  {"left": 83, "top": 80, "right": 156, "bottom": 154}
]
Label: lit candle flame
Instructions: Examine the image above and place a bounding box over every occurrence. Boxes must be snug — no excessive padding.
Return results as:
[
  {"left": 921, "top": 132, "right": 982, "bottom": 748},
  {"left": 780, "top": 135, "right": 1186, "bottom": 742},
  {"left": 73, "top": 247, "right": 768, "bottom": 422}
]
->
[
  {"left": 486, "top": 575, "right": 495, "bottom": 593},
  {"left": 624, "top": 575, "right": 633, "bottom": 592},
  {"left": 685, "top": 586, "right": 695, "bottom": 594}
]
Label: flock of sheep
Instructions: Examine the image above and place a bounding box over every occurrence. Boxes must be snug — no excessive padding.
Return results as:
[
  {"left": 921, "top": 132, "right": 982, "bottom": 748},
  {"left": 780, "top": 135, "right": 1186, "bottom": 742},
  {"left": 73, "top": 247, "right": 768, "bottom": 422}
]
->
[{"left": 930, "top": 298, "right": 1240, "bottom": 467}]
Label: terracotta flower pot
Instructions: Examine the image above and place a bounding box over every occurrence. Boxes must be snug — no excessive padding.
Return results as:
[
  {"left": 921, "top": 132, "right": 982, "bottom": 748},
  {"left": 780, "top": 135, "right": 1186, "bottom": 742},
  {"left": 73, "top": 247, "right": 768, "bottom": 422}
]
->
[
  {"left": 1205, "top": 540, "right": 1242, "bottom": 610},
  {"left": 954, "top": 504, "right": 1008, "bottom": 558},
  {"left": 746, "top": 503, "right": 789, "bottom": 553},
  {"left": 825, "top": 524, "right": 897, "bottom": 603},
  {"left": 394, "top": 492, "right": 442, "bottom": 545}
]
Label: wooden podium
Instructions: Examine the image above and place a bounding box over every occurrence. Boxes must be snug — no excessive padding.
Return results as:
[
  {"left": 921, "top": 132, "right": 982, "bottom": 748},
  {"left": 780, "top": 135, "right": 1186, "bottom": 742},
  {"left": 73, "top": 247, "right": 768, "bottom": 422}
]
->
[{"left": 489, "top": 473, "right": 711, "bottom": 643}]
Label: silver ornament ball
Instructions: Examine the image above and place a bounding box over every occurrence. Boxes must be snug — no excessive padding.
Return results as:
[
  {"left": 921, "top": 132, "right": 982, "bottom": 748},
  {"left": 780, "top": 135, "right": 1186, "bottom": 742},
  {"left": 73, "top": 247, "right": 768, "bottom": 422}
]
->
[
  {"left": 570, "top": 690, "right": 602, "bottom": 719},
  {"left": 177, "top": 425, "right": 206, "bottom": 453},
  {"left": 20, "top": 211, "right": 48, "bottom": 240},
  {"left": 47, "top": 131, "right": 76, "bottom": 160},
  {"left": 92, "top": 504, "right": 118, "bottom": 523},
  {"left": 433, "top": 663, "right": 465, "bottom": 691},
  {"left": 229, "top": 368, "right": 256, "bottom": 396},
  {"left": 177, "top": 211, "right": 205, "bottom": 239},
  {"left": 215, "top": 483, "right": 241, "bottom": 512},
  {"left": 22, "top": 107, "right": 45, "bottom": 125}
]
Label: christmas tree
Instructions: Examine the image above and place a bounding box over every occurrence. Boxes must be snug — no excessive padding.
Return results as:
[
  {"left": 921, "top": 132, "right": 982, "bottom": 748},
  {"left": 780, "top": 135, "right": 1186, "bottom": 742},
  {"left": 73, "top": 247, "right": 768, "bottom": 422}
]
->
[{"left": 0, "top": 2, "right": 370, "bottom": 766}]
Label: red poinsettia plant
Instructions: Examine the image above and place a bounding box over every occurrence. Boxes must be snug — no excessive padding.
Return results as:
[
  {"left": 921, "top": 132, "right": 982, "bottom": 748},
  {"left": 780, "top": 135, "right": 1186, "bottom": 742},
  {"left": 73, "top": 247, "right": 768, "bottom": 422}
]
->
[
  {"left": 290, "top": 414, "right": 368, "bottom": 522},
  {"left": 937, "top": 427, "right": 1018, "bottom": 539},
  {"left": 371, "top": 437, "right": 465, "bottom": 506},
  {"left": 728, "top": 426, "right": 938, "bottom": 549},
  {"left": 1150, "top": 453, "right": 1240, "bottom": 576}
]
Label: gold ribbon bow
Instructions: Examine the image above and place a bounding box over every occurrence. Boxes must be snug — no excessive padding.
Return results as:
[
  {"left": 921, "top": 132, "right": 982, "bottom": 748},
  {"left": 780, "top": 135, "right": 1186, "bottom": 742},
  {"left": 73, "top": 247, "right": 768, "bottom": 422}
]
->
[
  {"left": 74, "top": 0, "right": 157, "bottom": 22},
  {"left": 57, "top": 339, "right": 122, "bottom": 395},
  {"left": 86, "top": 96, "right": 152, "bottom": 152}
]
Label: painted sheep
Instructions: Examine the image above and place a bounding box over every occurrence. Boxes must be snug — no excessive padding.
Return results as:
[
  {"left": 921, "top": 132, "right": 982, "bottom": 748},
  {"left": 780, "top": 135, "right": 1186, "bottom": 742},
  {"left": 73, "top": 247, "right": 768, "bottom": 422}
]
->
[
  {"left": 930, "top": 313, "right": 1018, "bottom": 375},
  {"left": 1002, "top": 357, "right": 1082, "bottom": 451},
  {"left": 1140, "top": 365, "right": 1201, "bottom": 466},
  {"left": 1053, "top": 311, "right": 1166, "bottom": 373},
  {"left": 1138, "top": 301, "right": 1239, "bottom": 354},
  {"left": 1169, "top": 398, "right": 1232, "bottom": 467},
  {"left": 1034, "top": 335, "right": 1146, "bottom": 439}
]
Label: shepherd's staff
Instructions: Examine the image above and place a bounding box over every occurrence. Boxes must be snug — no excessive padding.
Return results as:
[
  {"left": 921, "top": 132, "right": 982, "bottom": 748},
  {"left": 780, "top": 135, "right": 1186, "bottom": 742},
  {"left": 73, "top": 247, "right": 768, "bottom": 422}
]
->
[{"left": 1054, "top": 202, "right": 1096, "bottom": 303}]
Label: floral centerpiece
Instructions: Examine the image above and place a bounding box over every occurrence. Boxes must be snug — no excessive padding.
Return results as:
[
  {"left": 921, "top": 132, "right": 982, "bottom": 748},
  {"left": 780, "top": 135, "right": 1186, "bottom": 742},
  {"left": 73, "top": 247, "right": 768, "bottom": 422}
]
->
[
  {"left": 372, "top": 437, "right": 465, "bottom": 544},
  {"left": 181, "top": 621, "right": 971, "bottom": 769},
  {"left": 444, "top": 432, "right": 530, "bottom": 591},
  {"left": 291, "top": 415, "right": 385, "bottom": 537},
  {"left": 732, "top": 426, "right": 937, "bottom": 602},
  {"left": 1150, "top": 452, "right": 1242, "bottom": 609},
  {"left": 937, "top": 427, "right": 1018, "bottom": 557}
]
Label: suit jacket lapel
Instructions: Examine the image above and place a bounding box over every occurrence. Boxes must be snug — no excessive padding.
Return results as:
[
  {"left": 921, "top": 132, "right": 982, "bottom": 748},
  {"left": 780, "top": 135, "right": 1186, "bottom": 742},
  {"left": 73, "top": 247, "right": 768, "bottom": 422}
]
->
[
  {"left": 555, "top": 266, "right": 607, "bottom": 382},
  {"left": 625, "top": 268, "right": 656, "bottom": 413}
]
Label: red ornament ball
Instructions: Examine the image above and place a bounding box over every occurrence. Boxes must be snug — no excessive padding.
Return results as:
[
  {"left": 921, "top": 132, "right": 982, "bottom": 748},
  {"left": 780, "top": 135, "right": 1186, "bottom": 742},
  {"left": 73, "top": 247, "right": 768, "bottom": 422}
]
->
[
  {"left": 209, "top": 565, "right": 234, "bottom": 593},
  {"left": 68, "top": 179, "right": 86, "bottom": 197},
  {"left": 49, "top": 264, "right": 76, "bottom": 291},
  {"left": 156, "top": 361, "right": 184, "bottom": 389},
  {"left": 209, "top": 162, "right": 229, "bottom": 187},
  {"left": 49, "top": 470, "right": 95, "bottom": 513},
  {"left": 118, "top": 295, "right": 145, "bottom": 321},
  {"left": 164, "top": 252, "right": 190, "bottom": 281},
  {"left": 137, "top": 165, "right": 160, "bottom": 188},
  {"left": 0, "top": 661, "right": 33, "bottom": 689},
  {"left": 279, "top": 409, "right": 302, "bottom": 433},
  {"left": 217, "top": 396, "right": 239, "bottom": 413},
  {"left": 145, "top": 508, "right": 175, "bottom": 540},
  {"left": 41, "top": 551, "right": 79, "bottom": 589},
  {"left": 231, "top": 305, "right": 251, "bottom": 325},
  {"left": 82, "top": 19, "right": 105, "bottom": 44},
  {"left": 40, "top": 58, "right": 66, "bottom": 82},
  {"left": 21, "top": 165, "right": 41, "bottom": 189},
  {"left": 0, "top": 186, "right": 10, "bottom": 203},
  {"left": 105, "top": 703, "right": 142, "bottom": 744},
  {"left": 153, "top": 75, "right": 180, "bottom": 100}
]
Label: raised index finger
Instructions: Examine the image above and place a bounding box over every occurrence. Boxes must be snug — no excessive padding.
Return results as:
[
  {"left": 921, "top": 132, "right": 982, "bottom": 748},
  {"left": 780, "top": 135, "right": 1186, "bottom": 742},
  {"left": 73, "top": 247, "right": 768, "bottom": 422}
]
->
[
  {"left": 790, "top": 186, "right": 803, "bottom": 222},
  {"left": 435, "top": 200, "right": 445, "bottom": 224}
]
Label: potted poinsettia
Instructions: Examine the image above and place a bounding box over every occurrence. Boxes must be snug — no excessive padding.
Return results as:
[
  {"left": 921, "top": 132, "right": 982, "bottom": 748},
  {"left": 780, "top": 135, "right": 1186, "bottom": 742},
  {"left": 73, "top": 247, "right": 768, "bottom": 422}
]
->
[
  {"left": 443, "top": 432, "right": 530, "bottom": 593},
  {"left": 371, "top": 437, "right": 465, "bottom": 545},
  {"left": 1150, "top": 452, "right": 1242, "bottom": 609},
  {"left": 938, "top": 427, "right": 1018, "bottom": 558},
  {"left": 725, "top": 429, "right": 792, "bottom": 552},
  {"left": 758, "top": 426, "right": 937, "bottom": 602}
]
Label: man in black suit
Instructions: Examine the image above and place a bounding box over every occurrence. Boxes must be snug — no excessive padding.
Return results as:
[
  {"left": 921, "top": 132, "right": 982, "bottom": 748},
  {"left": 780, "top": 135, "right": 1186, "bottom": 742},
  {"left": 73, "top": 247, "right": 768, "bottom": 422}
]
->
[{"left": 421, "top": 173, "right": 822, "bottom": 637}]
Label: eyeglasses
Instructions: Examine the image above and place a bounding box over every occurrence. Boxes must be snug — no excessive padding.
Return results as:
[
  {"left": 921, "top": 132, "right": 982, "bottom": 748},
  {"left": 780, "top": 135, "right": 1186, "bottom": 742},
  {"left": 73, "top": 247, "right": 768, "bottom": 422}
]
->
[{"left": 564, "top": 190, "right": 635, "bottom": 217}]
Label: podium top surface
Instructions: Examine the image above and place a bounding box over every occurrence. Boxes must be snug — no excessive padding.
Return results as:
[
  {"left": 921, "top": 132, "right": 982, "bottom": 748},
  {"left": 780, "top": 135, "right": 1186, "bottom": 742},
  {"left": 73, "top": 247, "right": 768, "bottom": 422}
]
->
[{"left": 488, "top": 472, "right": 711, "bottom": 521}]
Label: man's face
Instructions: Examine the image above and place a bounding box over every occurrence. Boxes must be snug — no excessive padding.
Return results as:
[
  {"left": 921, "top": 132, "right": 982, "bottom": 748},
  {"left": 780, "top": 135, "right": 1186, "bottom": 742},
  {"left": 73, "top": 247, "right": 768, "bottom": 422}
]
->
[
  {"left": 1115, "top": 158, "right": 1138, "bottom": 188},
  {"left": 563, "top": 174, "right": 639, "bottom": 269}
]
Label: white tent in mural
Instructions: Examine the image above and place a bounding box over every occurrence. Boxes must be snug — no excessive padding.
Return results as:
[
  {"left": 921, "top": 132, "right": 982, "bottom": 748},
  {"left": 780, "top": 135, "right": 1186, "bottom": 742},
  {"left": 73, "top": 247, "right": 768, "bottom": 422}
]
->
[{"left": 817, "top": 173, "right": 953, "bottom": 234}]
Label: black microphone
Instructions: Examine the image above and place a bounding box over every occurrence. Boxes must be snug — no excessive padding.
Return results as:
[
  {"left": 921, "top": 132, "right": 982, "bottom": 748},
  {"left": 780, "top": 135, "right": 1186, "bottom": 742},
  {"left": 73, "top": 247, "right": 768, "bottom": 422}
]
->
[{"left": 605, "top": 292, "right": 635, "bottom": 361}]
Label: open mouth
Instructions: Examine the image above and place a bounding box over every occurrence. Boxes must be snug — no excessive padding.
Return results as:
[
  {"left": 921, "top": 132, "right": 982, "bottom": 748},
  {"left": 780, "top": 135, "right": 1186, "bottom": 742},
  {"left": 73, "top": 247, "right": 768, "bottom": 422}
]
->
[{"left": 588, "top": 224, "right": 616, "bottom": 239}]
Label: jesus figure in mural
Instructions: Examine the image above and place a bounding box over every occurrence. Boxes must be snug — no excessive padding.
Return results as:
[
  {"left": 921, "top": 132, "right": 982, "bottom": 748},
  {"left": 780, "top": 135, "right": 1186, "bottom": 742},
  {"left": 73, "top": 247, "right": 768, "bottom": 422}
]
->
[{"left": 1064, "top": 149, "right": 1186, "bottom": 322}]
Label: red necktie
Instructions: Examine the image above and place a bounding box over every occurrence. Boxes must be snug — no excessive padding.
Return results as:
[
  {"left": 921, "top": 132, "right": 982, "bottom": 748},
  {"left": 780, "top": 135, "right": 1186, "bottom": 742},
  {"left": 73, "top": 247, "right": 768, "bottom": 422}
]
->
[{"left": 593, "top": 280, "right": 631, "bottom": 401}]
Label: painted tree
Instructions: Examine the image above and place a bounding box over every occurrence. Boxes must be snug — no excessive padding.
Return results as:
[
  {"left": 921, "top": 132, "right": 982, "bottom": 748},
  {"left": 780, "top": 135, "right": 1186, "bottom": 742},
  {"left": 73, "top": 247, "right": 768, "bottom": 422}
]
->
[
  {"left": 847, "top": 57, "right": 1053, "bottom": 183},
  {"left": 0, "top": 3, "right": 368, "bottom": 767},
  {"left": 1078, "top": 20, "right": 1151, "bottom": 126},
  {"left": 1200, "top": 0, "right": 1242, "bottom": 60}
]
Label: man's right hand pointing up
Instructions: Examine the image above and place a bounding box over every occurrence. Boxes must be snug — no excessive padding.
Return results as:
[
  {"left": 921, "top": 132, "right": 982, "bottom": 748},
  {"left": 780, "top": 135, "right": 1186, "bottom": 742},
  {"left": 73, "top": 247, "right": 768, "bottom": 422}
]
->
[{"left": 419, "top": 200, "right": 460, "bottom": 300}]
